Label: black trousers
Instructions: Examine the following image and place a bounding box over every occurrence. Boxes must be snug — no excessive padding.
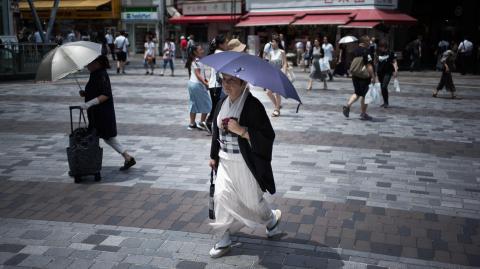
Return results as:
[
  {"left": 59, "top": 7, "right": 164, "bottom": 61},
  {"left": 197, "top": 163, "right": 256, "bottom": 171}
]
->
[
  {"left": 108, "top": 44, "right": 116, "bottom": 60},
  {"left": 437, "top": 70, "right": 456, "bottom": 92},
  {"left": 206, "top": 87, "right": 223, "bottom": 125},
  {"left": 378, "top": 72, "right": 392, "bottom": 105}
]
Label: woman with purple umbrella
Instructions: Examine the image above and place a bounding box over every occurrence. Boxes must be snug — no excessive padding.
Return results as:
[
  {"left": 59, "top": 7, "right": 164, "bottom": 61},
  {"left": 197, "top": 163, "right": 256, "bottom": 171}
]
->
[{"left": 208, "top": 73, "right": 282, "bottom": 258}]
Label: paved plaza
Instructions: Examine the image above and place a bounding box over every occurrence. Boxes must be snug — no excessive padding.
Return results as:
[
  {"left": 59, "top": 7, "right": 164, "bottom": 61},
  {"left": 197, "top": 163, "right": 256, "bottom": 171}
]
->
[{"left": 0, "top": 57, "right": 479, "bottom": 269}]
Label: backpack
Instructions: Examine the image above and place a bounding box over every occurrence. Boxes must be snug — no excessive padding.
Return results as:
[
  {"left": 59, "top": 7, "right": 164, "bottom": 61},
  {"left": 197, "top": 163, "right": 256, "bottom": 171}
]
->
[{"left": 349, "top": 56, "right": 370, "bottom": 79}]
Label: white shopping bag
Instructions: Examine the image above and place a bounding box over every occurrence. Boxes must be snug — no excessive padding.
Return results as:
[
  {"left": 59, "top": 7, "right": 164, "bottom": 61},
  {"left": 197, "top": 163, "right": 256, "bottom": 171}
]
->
[
  {"left": 319, "top": 58, "right": 331, "bottom": 72},
  {"left": 394, "top": 78, "right": 400, "bottom": 92},
  {"left": 365, "top": 83, "right": 382, "bottom": 104}
]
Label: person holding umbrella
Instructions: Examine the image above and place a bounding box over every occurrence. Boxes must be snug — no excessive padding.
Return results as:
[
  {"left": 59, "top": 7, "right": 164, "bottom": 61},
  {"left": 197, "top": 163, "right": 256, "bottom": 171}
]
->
[
  {"left": 79, "top": 55, "right": 136, "bottom": 170},
  {"left": 208, "top": 72, "right": 281, "bottom": 258},
  {"left": 200, "top": 50, "right": 301, "bottom": 259}
]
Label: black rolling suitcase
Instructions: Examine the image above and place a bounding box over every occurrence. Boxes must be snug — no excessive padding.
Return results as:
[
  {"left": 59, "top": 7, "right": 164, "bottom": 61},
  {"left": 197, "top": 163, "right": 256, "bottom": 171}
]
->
[{"left": 67, "top": 106, "right": 103, "bottom": 183}]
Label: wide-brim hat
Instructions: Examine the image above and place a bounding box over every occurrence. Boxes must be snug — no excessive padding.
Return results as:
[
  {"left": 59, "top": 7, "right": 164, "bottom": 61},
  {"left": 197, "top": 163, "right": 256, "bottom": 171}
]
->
[{"left": 228, "top": 39, "right": 246, "bottom": 52}]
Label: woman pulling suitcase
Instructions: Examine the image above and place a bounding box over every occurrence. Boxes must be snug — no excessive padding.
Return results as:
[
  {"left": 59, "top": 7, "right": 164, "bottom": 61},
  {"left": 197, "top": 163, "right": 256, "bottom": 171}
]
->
[{"left": 79, "top": 55, "right": 136, "bottom": 171}]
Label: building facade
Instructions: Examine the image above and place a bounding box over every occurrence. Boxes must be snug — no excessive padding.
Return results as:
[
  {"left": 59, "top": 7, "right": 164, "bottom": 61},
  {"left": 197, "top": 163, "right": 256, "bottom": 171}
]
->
[
  {"left": 17, "top": 0, "right": 121, "bottom": 40},
  {"left": 121, "top": 0, "right": 163, "bottom": 54}
]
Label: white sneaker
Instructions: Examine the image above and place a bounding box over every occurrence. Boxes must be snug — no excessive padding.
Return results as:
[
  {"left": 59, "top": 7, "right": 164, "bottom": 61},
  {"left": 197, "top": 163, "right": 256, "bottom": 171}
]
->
[
  {"left": 266, "top": 209, "right": 282, "bottom": 238},
  {"left": 209, "top": 242, "right": 231, "bottom": 258}
]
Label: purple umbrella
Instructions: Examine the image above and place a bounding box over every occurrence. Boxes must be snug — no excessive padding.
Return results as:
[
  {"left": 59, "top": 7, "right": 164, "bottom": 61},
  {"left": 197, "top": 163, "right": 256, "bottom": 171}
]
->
[{"left": 200, "top": 51, "right": 302, "bottom": 109}]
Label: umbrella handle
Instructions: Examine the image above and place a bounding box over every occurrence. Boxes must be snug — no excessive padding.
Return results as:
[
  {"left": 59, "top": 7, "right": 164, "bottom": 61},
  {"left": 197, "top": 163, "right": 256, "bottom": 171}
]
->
[
  {"left": 73, "top": 73, "right": 83, "bottom": 92},
  {"left": 296, "top": 103, "right": 302, "bottom": 113}
]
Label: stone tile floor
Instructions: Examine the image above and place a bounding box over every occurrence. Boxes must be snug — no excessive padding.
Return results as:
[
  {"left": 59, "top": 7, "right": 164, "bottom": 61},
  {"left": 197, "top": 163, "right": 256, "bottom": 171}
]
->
[{"left": 0, "top": 57, "right": 479, "bottom": 268}]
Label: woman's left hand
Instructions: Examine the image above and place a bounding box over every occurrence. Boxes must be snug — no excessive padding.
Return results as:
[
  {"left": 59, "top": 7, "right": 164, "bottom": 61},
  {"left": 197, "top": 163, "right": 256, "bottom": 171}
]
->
[{"left": 227, "top": 119, "right": 242, "bottom": 135}]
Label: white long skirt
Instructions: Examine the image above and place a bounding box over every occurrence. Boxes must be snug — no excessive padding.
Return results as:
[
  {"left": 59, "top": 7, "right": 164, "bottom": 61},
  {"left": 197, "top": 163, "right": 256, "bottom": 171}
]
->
[{"left": 210, "top": 151, "right": 273, "bottom": 235}]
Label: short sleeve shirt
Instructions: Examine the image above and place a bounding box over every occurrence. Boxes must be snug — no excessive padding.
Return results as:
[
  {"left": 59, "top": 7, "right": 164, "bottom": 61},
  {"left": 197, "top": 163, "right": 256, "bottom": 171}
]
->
[
  {"left": 353, "top": 47, "right": 373, "bottom": 66},
  {"left": 377, "top": 51, "right": 396, "bottom": 75},
  {"left": 190, "top": 58, "right": 205, "bottom": 83},
  {"left": 322, "top": 43, "right": 334, "bottom": 61}
]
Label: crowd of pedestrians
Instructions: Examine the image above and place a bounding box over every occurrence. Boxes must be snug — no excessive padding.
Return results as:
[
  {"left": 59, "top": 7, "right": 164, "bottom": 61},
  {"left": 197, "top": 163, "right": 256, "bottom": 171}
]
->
[{"left": 65, "top": 27, "right": 480, "bottom": 260}]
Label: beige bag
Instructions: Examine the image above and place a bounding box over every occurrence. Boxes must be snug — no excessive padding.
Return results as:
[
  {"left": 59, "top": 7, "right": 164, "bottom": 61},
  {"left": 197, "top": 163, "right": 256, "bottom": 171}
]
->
[{"left": 349, "top": 56, "right": 370, "bottom": 79}]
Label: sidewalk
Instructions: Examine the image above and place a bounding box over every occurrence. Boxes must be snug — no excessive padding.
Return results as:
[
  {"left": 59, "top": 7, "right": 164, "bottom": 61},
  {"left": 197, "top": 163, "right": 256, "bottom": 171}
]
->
[{"left": 0, "top": 57, "right": 479, "bottom": 268}]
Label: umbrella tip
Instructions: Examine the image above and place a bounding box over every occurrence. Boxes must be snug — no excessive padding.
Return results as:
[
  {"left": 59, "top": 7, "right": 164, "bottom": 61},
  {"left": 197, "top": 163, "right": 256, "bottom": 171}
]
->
[{"left": 234, "top": 67, "right": 245, "bottom": 73}]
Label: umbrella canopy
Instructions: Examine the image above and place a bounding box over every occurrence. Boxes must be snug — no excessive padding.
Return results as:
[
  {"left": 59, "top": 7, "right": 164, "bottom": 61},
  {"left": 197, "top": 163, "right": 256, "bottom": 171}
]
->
[
  {"left": 338, "top": 36, "right": 358, "bottom": 44},
  {"left": 36, "top": 41, "right": 102, "bottom": 82},
  {"left": 199, "top": 51, "right": 301, "bottom": 104}
]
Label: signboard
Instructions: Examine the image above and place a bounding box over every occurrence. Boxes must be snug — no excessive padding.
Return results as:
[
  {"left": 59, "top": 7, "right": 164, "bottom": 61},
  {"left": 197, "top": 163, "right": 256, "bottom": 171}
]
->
[
  {"left": 246, "top": 0, "right": 398, "bottom": 11},
  {"left": 121, "top": 12, "right": 158, "bottom": 21},
  {"left": 183, "top": 1, "right": 242, "bottom": 15}
]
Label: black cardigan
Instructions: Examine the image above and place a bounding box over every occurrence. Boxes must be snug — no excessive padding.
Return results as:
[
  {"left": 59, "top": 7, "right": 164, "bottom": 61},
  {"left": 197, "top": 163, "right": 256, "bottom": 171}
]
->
[{"left": 210, "top": 93, "right": 276, "bottom": 194}]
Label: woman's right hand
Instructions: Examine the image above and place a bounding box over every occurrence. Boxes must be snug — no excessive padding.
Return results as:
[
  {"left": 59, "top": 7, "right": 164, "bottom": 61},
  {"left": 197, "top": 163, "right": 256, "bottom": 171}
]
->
[
  {"left": 79, "top": 90, "right": 85, "bottom": 97},
  {"left": 209, "top": 159, "right": 217, "bottom": 170}
]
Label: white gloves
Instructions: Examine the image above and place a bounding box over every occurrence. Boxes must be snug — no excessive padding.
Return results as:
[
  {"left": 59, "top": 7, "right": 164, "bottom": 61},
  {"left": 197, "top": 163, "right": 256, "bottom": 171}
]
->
[{"left": 80, "top": 97, "right": 100, "bottom": 110}]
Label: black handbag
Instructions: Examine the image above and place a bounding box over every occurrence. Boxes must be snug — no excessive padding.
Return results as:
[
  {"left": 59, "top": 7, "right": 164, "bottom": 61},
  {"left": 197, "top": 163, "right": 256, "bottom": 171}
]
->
[{"left": 209, "top": 169, "right": 216, "bottom": 220}]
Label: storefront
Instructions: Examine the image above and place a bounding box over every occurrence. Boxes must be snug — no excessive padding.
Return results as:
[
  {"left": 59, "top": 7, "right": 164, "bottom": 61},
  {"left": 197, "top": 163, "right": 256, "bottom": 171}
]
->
[
  {"left": 167, "top": 0, "right": 242, "bottom": 49},
  {"left": 18, "top": 0, "right": 121, "bottom": 37},
  {"left": 121, "top": 7, "right": 160, "bottom": 54},
  {"left": 237, "top": 0, "right": 416, "bottom": 53}
]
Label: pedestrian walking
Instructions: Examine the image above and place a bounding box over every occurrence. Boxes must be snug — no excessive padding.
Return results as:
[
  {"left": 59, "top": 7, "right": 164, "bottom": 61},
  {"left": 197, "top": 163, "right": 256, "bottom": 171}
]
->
[
  {"left": 208, "top": 73, "right": 281, "bottom": 259},
  {"left": 435, "top": 39, "right": 449, "bottom": 71},
  {"left": 295, "top": 40, "right": 304, "bottom": 66},
  {"left": 144, "top": 36, "right": 156, "bottom": 75},
  {"left": 342, "top": 35, "right": 376, "bottom": 120},
  {"left": 322, "top": 36, "right": 334, "bottom": 81},
  {"left": 457, "top": 37, "right": 473, "bottom": 75},
  {"left": 303, "top": 39, "right": 312, "bottom": 72},
  {"left": 180, "top": 36, "right": 188, "bottom": 63},
  {"left": 376, "top": 39, "right": 398, "bottom": 108},
  {"left": 265, "top": 37, "right": 287, "bottom": 117},
  {"left": 334, "top": 44, "right": 349, "bottom": 77},
  {"left": 161, "top": 38, "right": 175, "bottom": 76},
  {"left": 433, "top": 50, "right": 457, "bottom": 99},
  {"left": 78, "top": 55, "right": 136, "bottom": 170},
  {"left": 306, "top": 39, "right": 325, "bottom": 91},
  {"left": 186, "top": 44, "right": 212, "bottom": 130},
  {"left": 408, "top": 35, "right": 422, "bottom": 71},
  {"left": 206, "top": 34, "right": 229, "bottom": 133},
  {"left": 113, "top": 31, "right": 129, "bottom": 74},
  {"left": 105, "top": 29, "right": 116, "bottom": 61}
]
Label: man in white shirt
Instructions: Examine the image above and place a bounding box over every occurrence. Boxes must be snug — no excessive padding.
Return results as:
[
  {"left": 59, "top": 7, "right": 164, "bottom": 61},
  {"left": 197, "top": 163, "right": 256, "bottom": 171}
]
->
[
  {"left": 114, "top": 31, "right": 129, "bottom": 74},
  {"left": 105, "top": 29, "right": 116, "bottom": 61},
  {"left": 322, "top": 36, "right": 334, "bottom": 81},
  {"left": 295, "top": 40, "right": 304, "bottom": 66},
  {"left": 161, "top": 38, "right": 175, "bottom": 76},
  {"left": 458, "top": 37, "right": 473, "bottom": 75}
]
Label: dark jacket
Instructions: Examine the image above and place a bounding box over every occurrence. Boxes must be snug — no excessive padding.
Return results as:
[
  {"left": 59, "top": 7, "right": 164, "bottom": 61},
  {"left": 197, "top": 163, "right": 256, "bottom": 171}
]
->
[
  {"left": 85, "top": 68, "right": 117, "bottom": 139},
  {"left": 210, "top": 92, "right": 276, "bottom": 194}
]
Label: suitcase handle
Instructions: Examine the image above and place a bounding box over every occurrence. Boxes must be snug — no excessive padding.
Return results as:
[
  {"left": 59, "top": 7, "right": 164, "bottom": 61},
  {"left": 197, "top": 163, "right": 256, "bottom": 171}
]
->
[{"left": 69, "top": 106, "right": 87, "bottom": 133}]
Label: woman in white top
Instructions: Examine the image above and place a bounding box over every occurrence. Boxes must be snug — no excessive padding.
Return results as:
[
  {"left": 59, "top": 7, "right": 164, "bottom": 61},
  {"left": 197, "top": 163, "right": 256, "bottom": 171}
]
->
[
  {"left": 186, "top": 44, "right": 212, "bottom": 130},
  {"left": 266, "top": 37, "right": 287, "bottom": 117},
  {"left": 206, "top": 34, "right": 228, "bottom": 133},
  {"left": 144, "top": 36, "right": 156, "bottom": 75}
]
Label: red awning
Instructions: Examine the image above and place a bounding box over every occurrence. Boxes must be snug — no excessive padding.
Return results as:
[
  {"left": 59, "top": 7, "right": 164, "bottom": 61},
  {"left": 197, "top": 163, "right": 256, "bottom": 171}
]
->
[
  {"left": 169, "top": 15, "right": 240, "bottom": 24},
  {"left": 293, "top": 14, "right": 351, "bottom": 25},
  {"left": 352, "top": 9, "right": 416, "bottom": 24},
  {"left": 236, "top": 14, "right": 295, "bottom": 27},
  {"left": 339, "top": 21, "right": 380, "bottom": 28}
]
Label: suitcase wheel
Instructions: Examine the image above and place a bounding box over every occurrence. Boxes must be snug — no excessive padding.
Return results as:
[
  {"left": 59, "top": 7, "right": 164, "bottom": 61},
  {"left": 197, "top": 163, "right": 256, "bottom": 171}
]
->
[
  {"left": 94, "top": 173, "right": 101, "bottom": 182},
  {"left": 74, "top": 176, "right": 82, "bottom": 184}
]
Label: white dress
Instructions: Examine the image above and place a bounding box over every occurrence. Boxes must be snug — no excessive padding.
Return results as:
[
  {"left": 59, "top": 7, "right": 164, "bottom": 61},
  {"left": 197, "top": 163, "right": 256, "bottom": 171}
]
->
[{"left": 210, "top": 96, "right": 273, "bottom": 235}]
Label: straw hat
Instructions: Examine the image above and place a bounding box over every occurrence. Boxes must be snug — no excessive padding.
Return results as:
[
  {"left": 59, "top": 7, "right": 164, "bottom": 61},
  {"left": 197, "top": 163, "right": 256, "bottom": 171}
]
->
[{"left": 228, "top": 39, "right": 246, "bottom": 52}]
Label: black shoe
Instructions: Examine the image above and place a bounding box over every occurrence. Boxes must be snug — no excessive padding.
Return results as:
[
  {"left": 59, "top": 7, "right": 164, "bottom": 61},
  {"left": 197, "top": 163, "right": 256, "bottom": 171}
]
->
[
  {"left": 120, "top": 157, "right": 136, "bottom": 171},
  {"left": 116, "top": 68, "right": 120, "bottom": 74},
  {"left": 342, "top": 106, "right": 350, "bottom": 118},
  {"left": 187, "top": 123, "right": 197, "bottom": 130}
]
